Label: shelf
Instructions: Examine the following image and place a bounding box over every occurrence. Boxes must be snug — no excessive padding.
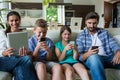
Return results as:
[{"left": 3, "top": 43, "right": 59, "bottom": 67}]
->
[{"left": 11, "top": 2, "right": 42, "bottom": 9}]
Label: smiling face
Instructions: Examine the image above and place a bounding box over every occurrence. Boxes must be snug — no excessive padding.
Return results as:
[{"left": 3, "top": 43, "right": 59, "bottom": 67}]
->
[
  {"left": 33, "top": 26, "right": 47, "bottom": 41},
  {"left": 85, "top": 18, "right": 98, "bottom": 33},
  {"left": 7, "top": 14, "right": 21, "bottom": 31},
  {"left": 61, "top": 29, "right": 71, "bottom": 42}
]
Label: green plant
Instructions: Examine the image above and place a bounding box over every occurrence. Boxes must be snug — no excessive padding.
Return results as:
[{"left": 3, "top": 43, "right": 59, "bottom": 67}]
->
[
  {"left": 46, "top": 6, "right": 58, "bottom": 22},
  {"left": 43, "top": 0, "right": 55, "bottom": 7},
  {"left": 0, "top": 0, "right": 11, "bottom": 29}
]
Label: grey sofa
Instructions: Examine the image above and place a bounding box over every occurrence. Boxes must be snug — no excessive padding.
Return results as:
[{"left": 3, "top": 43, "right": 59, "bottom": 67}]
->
[{"left": 0, "top": 28, "right": 120, "bottom": 80}]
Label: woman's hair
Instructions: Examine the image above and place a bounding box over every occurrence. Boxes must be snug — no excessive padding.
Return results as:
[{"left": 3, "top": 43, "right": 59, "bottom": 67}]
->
[
  {"left": 5, "top": 11, "right": 21, "bottom": 33},
  {"left": 60, "top": 25, "right": 71, "bottom": 36},
  {"left": 85, "top": 12, "right": 99, "bottom": 22},
  {"left": 35, "top": 19, "right": 48, "bottom": 28},
  {"left": 7, "top": 11, "right": 21, "bottom": 21}
]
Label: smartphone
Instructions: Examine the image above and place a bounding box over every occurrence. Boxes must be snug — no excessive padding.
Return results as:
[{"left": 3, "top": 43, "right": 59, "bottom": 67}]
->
[
  {"left": 69, "top": 41, "right": 75, "bottom": 44},
  {"left": 91, "top": 46, "right": 98, "bottom": 50},
  {"left": 40, "top": 38, "right": 46, "bottom": 42}
]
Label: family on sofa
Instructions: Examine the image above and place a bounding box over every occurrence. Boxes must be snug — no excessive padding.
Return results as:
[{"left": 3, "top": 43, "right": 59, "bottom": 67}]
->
[{"left": 0, "top": 11, "right": 120, "bottom": 80}]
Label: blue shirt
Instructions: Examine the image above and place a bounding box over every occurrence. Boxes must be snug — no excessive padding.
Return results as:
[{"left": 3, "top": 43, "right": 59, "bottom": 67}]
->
[
  {"left": 28, "top": 35, "right": 54, "bottom": 61},
  {"left": 76, "top": 28, "right": 120, "bottom": 62}
]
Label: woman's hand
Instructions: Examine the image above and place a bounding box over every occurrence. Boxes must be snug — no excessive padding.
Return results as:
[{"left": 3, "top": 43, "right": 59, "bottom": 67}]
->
[
  {"left": 2, "top": 48, "right": 14, "bottom": 57},
  {"left": 19, "top": 46, "right": 27, "bottom": 56}
]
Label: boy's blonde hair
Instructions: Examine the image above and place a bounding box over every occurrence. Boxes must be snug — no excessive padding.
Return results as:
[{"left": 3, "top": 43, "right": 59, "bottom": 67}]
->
[{"left": 35, "top": 19, "right": 48, "bottom": 28}]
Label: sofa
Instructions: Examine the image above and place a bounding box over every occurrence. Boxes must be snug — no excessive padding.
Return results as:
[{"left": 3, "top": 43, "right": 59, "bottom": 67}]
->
[{"left": 0, "top": 28, "right": 120, "bottom": 80}]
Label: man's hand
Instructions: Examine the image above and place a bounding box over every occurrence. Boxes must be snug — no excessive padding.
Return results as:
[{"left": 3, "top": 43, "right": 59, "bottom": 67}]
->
[
  {"left": 112, "top": 50, "right": 120, "bottom": 65},
  {"left": 87, "top": 47, "right": 99, "bottom": 55},
  {"left": 82, "top": 47, "right": 99, "bottom": 61}
]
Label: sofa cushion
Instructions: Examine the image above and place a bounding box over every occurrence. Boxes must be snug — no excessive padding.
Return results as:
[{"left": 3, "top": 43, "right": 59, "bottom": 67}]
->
[
  {"left": 113, "top": 35, "right": 120, "bottom": 45},
  {"left": 0, "top": 71, "right": 12, "bottom": 80}
]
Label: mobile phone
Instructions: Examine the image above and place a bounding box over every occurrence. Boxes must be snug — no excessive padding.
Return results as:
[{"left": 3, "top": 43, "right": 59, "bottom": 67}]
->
[
  {"left": 40, "top": 38, "right": 46, "bottom": 42},
  {"left": 91, "top": 46, "right": 98, "bottom": 50},
  {"left": 69, "top": 41, "right": 75, "bottom": 44}
]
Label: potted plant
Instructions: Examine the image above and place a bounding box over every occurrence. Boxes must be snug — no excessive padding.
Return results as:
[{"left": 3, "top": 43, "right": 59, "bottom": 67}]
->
[{"left": 0, "top": 0, "right": 11, "bottom": 29}]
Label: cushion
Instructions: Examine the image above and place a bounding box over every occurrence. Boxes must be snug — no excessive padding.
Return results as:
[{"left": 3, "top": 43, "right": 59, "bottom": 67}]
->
[
  {"left": 0, "top": 71, "right": 12, "bottom": 80},
  {"left": 113, "top": 35, "right": 120, "bottom": 45}
]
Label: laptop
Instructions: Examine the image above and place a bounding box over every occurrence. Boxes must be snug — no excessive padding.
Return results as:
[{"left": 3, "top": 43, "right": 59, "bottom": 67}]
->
[{"left": 7, "top": 31, "right": 28, "bottom": 55}]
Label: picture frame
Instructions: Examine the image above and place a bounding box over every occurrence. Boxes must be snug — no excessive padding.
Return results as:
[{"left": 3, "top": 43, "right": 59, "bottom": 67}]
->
[{"left": 70, "top": 17, "right": 82, "bottom": 30}]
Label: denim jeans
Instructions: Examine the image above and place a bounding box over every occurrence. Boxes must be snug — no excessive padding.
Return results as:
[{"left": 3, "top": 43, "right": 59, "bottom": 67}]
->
[
  {"left": 0, "top": 55, "right": 38, "bottom": 80},
  {"left": 83, "top": 54, "right": 120, "bottom": 80},
  {"left": 101, "top": 54, "right": 120, "bottom": 69},
  {"left": 83, "top": 54, "right": 106, "bottom": 80}
]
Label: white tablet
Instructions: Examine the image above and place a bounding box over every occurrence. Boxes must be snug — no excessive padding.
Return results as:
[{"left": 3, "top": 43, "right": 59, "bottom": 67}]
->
[{"left": 7, "top": 31, "right": 28, "bottom": 55}]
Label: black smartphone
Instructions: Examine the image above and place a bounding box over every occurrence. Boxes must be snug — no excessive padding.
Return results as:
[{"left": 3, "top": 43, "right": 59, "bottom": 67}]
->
[
  {"left": 91, "top": 46, "right": 98, "bottom": 50},
  {"left": 40, "top": 38, "right": 46, "bottom": 42}
]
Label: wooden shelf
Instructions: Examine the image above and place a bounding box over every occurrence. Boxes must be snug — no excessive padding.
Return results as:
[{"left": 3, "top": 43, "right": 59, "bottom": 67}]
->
[{"left": 11, "top": 2, "right": 42, "bottom": 9}]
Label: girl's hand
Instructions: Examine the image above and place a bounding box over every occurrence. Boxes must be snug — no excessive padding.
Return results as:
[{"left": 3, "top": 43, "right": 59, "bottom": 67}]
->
[
  {"left": 64, "top": 44, "right": 72, "bottom": 51},
  {"left": 71, "top": 44, "right": 76, "bottom": 50},
  {"left": 2, "top": 48, "right": 14, "bottom": 57}
]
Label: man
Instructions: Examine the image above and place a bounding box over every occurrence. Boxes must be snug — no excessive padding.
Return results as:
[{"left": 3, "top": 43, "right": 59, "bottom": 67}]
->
[{"left": 76, "top": 12, "right": 120, "bottom": 80}]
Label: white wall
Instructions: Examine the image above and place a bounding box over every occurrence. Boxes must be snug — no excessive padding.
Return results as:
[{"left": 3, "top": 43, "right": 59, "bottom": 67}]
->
[
  {"left": 64, "top": 0, "right": 94, "bottom": 5},
  {"left": 12, "top": 0, "right": 93, "bottom": 5},
  {"left": 11, "top": 0, "right": 104, "bottom": 28},
  {"left": 91, "top": 0, "right": 104, "bottom": 28}
]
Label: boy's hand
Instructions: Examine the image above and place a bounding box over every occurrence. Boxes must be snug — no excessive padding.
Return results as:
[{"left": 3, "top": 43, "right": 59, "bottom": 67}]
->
[{"left": 37, "top": 41, "right": 49, "bottom": 50}]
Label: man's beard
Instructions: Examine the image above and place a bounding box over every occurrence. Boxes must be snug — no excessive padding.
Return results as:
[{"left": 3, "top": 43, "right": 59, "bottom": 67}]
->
[{"left": 88, "top": 27, "right": 97, "bottom": 33}]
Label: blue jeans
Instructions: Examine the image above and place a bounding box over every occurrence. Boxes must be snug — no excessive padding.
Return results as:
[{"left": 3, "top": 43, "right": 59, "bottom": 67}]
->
[
  {"left": 101, "top": 55, "right": 120, "bottom": 69},
  {"left": 0, "top": 55, "right": 38, "bottom": 80},
  {"left": 83, "top": 54, "right": 120, "bottom": 80},
  {"left": 84, "top": 54, "right": 105, "bottom": 80}
]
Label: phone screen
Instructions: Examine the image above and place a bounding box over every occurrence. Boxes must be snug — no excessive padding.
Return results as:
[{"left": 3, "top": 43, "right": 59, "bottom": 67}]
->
[
  {"left": 91, "top": 46, "right": 98, "bottom": 50},
  {"left": 40, "top": 38, "right": 46, "bottom": 42}
]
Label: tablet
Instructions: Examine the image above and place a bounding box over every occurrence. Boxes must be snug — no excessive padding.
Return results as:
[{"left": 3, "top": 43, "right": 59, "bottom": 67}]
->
[{"left": 7, "top": 31, "right": 28, "bottom": 55}]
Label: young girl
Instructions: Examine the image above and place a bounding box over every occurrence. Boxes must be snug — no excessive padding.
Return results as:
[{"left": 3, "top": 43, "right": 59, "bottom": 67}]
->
[{"left": 55, "top": 26, "right": 90, "bottom": 80}]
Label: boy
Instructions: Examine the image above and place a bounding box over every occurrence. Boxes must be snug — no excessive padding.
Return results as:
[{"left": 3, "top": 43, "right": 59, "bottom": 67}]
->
[{"left": 28, "top": 19, "right": 64, "bottom": 80}]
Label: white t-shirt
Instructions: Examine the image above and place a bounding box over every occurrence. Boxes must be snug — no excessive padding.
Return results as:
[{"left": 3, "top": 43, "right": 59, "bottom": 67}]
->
[
  {"left": 0, "top": 29, "right": 9, "bottom": 57},
  {"left": 91, "top": 33, "right": 107, "bottom": 56}
]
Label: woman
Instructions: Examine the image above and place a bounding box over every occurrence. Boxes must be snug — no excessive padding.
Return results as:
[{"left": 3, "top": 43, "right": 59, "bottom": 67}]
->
[
  {"left": 0, "top": 11, "right": 38, "bottom": 80},
  {"left": 55, "top": 26, "right": 90, "bottom": 80}
]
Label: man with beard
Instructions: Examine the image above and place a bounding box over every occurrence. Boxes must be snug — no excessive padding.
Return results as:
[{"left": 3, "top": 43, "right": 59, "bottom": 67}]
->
[{"left": 76, "top": 12, "right": 120, "bottom": 80}]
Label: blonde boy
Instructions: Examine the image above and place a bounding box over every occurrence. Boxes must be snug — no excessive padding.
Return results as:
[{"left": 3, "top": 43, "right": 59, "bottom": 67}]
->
[{"left": 28, "top": 19, "right": 64, "bottom": 80}]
